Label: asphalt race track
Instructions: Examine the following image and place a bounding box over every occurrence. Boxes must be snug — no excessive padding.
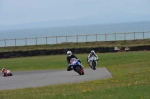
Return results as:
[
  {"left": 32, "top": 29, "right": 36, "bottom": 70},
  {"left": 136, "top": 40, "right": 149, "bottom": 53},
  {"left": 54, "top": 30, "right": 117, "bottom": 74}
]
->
[{"left": 0, "top": 67, "right": 112, "bottom": 90}]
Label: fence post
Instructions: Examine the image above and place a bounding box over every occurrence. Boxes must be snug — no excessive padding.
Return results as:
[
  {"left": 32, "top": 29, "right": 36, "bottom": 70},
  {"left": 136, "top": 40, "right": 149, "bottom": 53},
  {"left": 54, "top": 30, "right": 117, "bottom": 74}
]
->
[
  {"left": 15, "top": 39, "right": 16, "bottom": 46},
  {"left": 66, "top": 36, "right": 68, "bottom": 42},
  {"left": 25, "top": 38, "right": 27, "bottom": 46},
  {"left": 36, "top": 38, "right": 37, "bottom": 45},
  {"left": 76, "top": 35, "right": 78, "bottom": 43},
  {"left": 56, "top": 36, "right": 57, "bottom": 44},
  {"left": 114, "top": 33, "right": 116, "bottom": 41},
  {"left": 46, "top": 37, "right": 47, "bottom": 44},
  {"left": 134, "top": 32, "right": 135, "bottom": 40},
  {"left": 105, "top": 34, "right": 107, "bottom": 41},
  {"left": 4, "top": 39, "right": 6, "bottom": 47},
  {"left": 86, "top": 35, "right": 87, "bottom": 42},
  {"left": 96, "top": 34, "right": 97, "bottom": 41}
]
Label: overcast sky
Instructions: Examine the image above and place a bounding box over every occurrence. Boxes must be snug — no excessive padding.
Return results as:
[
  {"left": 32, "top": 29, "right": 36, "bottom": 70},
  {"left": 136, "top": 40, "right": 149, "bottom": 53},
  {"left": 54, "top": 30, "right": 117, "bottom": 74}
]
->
[{"left": 0, "top": 0, "right": 150, "bottom": 25}]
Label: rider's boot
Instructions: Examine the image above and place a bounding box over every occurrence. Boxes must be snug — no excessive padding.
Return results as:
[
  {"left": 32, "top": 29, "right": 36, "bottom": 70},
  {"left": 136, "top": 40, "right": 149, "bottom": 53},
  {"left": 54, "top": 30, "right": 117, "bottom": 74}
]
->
[
  {"left": 67, "top": 66, "right": 72, "bottom": 71},
  {"left": 81, "top": 65, "right": 84, "bottom": 68},
  {"left": 88, "top": 62, "right": 92, "bottom": 69}
]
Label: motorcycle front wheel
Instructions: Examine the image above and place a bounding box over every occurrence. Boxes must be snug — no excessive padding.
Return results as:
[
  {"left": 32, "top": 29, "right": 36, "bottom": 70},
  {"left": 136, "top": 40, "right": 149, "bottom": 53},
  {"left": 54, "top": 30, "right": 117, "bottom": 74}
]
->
[
  {"left": 3, "top": 73, "right": 6, "bottom": 77},
  {"left": 92, "top": 61, "right": 96, "bottom": 70}
]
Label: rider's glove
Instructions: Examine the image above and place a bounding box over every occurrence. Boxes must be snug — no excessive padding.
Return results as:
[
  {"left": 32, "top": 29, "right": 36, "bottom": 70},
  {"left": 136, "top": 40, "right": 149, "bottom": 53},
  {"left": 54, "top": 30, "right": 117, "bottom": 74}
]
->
[{"left": 78, "top": 59, "right": 81, "bottom": 63}]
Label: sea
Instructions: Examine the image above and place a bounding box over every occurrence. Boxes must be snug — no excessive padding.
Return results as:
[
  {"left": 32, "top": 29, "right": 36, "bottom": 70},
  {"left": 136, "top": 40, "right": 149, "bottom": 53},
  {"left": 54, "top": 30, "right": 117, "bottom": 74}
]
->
[{"left": 0, "top": 21, "right": 150, "bottom": 47}]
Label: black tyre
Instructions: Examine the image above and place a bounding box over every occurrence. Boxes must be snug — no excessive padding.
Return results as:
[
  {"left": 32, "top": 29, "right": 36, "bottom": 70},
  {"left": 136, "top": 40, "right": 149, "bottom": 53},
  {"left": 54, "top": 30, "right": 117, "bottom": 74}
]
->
[
  {"left": 78, "top": 67, "right": 82, "bottom": 75},
  {"left": 10, "top": 73, "right": 13, "bottom": 76},
  {"left": 92, "top": 61, "right": 96, "bottom": 70},
  {"left": 74, "top": 66, "right": 80, "bottom": 75},
  {"left": 82, "top": 71, "right": 84, "bottom": 75},
  {"left": 3, "top": 73, "right": 6, "bottom": 77},
  {"left": 80, "top": 67, "right": 84, "bottom": 75},
  {"left": 77, "top": 66, "right": 83, "bottom": 75}
]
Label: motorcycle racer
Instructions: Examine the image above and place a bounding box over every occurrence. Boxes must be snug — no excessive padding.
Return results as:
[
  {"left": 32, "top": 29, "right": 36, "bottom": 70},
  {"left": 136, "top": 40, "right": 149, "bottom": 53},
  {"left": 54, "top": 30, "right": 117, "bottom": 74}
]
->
[
  {"left": 1, "top": 68, "right": 7, "bottom": 73},
  {"left": 66, "top": 51, "right": 84, "bottom": 71},
  {"left": 87, "top": 50, "right": 99, "bottom": 68},
  {"left": 1, "top": 68, "right": 13, "bottom": 77}
]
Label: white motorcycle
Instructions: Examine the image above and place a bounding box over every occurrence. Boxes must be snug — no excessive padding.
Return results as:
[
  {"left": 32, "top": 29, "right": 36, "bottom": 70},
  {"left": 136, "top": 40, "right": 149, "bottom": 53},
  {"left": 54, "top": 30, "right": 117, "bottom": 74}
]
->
[{"left": 89, "top": 56, "right": 98, "bottom": 70}]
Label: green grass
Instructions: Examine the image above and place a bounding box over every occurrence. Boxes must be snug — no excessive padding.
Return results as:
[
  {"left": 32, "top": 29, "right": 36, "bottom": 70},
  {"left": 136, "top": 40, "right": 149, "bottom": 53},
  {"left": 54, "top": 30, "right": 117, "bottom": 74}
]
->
[
  {"left": 0, "top": 55, "right": 67, "bottom": 71},
  {"left": 0, "top": 51, "right": 150, "bottom": 99}
]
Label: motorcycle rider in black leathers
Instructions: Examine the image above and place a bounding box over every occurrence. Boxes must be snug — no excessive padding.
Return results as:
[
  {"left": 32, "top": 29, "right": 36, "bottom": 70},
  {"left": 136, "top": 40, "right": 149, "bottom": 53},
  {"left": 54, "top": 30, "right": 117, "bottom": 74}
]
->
[{"left": 66, "top": 51, "right": 83, "bottom": 71}]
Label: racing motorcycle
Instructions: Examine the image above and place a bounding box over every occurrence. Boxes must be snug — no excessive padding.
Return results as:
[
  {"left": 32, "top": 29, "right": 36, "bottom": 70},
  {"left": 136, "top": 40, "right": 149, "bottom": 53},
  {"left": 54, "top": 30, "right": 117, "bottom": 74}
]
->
[
  {"left": 89, "top": 56, "right": 98, "bottom": 70},
  {"left": 1, "top": 70, "right": 13, "bottom": 77},
  {"left": 70, "top": 58, "right": 84, "bottom": 75}
]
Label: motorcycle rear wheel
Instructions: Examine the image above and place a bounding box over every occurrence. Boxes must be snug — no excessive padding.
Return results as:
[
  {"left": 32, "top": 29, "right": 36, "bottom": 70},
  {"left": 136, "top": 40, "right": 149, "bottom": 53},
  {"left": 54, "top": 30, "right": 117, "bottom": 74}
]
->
[
  {"left": 10, "top": 73, "right": 13, "bottom": 76},
  {"left": 74, "top": 66, "right": 83, "bottom": 75}
]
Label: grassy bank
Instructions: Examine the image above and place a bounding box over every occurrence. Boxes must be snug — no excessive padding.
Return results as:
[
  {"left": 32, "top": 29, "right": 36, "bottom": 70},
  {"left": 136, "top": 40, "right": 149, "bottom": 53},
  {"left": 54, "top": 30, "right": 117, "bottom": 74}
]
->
[
  {"left": 0, "top": 39, "right": 150, "bottom": 52},
  {"left": 0, "top": 51, "right": 150, "bottom": 99}
]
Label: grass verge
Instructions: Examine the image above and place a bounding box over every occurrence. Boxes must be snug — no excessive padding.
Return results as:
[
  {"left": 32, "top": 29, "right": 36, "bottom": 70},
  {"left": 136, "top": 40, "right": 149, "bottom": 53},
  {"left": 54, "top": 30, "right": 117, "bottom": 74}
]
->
[{"left": 0, "top": 51, "right": 150, "bottom": 99}]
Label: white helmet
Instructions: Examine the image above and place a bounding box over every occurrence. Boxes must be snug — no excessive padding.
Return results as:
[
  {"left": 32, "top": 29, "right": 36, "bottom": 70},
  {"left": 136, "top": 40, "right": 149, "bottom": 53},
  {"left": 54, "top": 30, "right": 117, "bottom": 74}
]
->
[
  {"left": 2, "top": 68, "right": 5, "bottom": 71},
  {"left": 67, "top": 51, "right": 72, "bottom": 56},
  {"left": 91, "top": 50, "right": 95, "bottom": 54}
]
